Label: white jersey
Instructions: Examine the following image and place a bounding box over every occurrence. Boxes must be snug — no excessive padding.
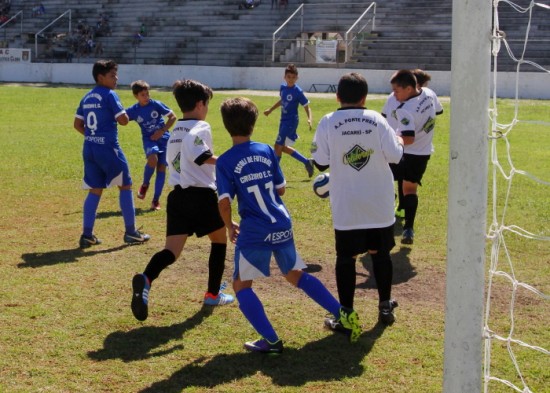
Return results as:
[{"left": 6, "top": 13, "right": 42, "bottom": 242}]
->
[
  {"left": 166, "top": 119, "right": 216, "bottom": 190},
  {"left": 312, "top": 107, "right": 403, "bottom": 230},
  {"left": 422, "top": 87, "right": 443, "bottom": 115}
]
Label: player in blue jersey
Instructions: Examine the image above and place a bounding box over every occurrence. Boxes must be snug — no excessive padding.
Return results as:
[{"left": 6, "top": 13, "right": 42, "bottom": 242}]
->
[
  {"left": 217, "top": 97, "right": 361, "bottom": 354},
  {"left": 126, "top": 80, "right": 177, "bottom": 211},
  {"left": 74, "top": 60, "right": 150, "bottom": 249},
  {"left": 263, "top": 63, "right": 315, "bottom": 178}
]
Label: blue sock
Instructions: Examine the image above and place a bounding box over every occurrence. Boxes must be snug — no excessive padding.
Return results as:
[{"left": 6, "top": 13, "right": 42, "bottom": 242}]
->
[
  {"left": 291, "top": 150, "right": 309, "bottom": 165},
  {"left": 153, "top": 170, "right": 165, "bottom": 201},
  {"left": 297, "top": 272, "right": 341, "bottom": 318},
  {"left": 236, "top": 288, "right": 279, "bottom": 343},
  {"left": 143, "top": 164, "right": 155, "bottom": 186},
  {"left": 119, "top": 189, "right": 136, "bottom": 234},
  {"left": 83, "top": 193, "right": 101, "bottom": 237}
]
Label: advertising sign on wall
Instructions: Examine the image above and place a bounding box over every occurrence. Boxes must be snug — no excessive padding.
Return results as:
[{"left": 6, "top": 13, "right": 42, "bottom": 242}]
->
[{"left": 0, "top": 48, "right": 31, "bottom": 63}]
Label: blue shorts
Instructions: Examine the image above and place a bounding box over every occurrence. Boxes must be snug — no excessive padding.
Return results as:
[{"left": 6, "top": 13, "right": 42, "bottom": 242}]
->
[
  {"left": 275, "top": 119, "right": 299, "bottom": 147},
  {"left": 82, "top": 143, "right": 132, "bottom": 189},
  {"left": 142, "top": 138, "right": 168, "bottom": 166},
  {"left": 233, "top": 243, "right": 307, "bottom": 281}
]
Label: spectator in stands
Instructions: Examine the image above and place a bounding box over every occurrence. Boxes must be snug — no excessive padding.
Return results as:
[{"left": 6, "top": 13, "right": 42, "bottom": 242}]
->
[
  {"left": 32, "top": 3, "right": 45, "bottom": 17},
  {"left": 140, "top": 23, "right": 147, "bottom": 37},
  {"left": 133, "top": 32, "right": 143, "bottom": 47}
]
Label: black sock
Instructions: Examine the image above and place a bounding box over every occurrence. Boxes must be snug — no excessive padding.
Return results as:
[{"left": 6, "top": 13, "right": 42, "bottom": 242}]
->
[
  {"left": 335, "top": 255, "right": 357, "bottom": 309},
  {"left": 403, "top": 194, "right": 419, "bottom": 229},
  {"left": 397, "top": 179, "right": 405, "bottom": 210},
  {"left": 371, "top": 252, "right": 393, "bottom": 303},
  {"left": 207, "top": 243, "right": 227, "bottom": 295},
  {"left": 143, "top": 249, "right": 176, "bottom": 283}
]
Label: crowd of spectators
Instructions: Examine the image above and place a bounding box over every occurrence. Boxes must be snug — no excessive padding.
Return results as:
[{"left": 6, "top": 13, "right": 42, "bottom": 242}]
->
[{"left": 1, "top": 0, "right": 11, "bottom": 24}]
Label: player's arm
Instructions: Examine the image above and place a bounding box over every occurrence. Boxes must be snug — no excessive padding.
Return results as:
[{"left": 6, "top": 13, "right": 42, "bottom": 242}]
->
[
  {"left": 218, "top": 197, "right": 239, "bottom": 244},
  {"left": 264, "top": 100, "right": 281, "bottom": 116},
  {"left": 73, "top": 117, "right": 85, "bottom": 136},
  {"left": 151, "top": 112, "right": 177, "bottom": 140},
  {"left": 116, "top": 112, "right": 129, "bottom": 126},
  {"left": 303, "top": 104, "right": 312, "bottom": 130}
]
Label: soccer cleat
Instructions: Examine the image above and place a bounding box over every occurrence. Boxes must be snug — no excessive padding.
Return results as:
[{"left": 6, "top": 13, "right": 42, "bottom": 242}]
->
[
  {"left": 401, "top": 228, "right": 414, "bottom": 244},
  {"left": 305, "top": 158, "right": 315, "bottom": 178},
  {"left": 324, "top": 316, "right": 352, "bottom": 336},
  {"left": 204, "top": 291, "right": 235, "bottom": 306},
  {"left": 131, "top": 273, "right": 150, "bottom": 321},
  {"left": 394, "top": 207, "right": 405, "bottom": 219},
  {"left": 244, "top": 338, "right": 284, "bottom": 354},
  {"left": 124, "top": 229, "right": 151, "bottom": 244},
  {"left": 338, "top": 307, "right": 362, "bottom": 343},
  {"left": 79, "top": 234, "right": 102, "bottom": 249},
  {"left": 378, "top": 299, "right": 399, "bottom": 326},
  {"left": 151, "top": 200, "right": 161, "bottom": 211},
  {"left": 137, "top": 184, "right": 148, "bottom": 200}
]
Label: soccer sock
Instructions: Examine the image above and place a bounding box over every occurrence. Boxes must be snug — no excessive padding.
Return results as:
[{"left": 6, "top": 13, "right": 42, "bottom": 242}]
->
[
  {"left": 335, "top": 255, "right": 357, "bottom": 309},
  {"left": 403, "top": 194, "right": 419, "bottom": 229},
  {"left": 290, "top": 150, "right": 309, "bottom": 165},
  {"left": 207, "top": 243, "right": 227, "bottom": 295},
  {"left": 82, "top": 192, "right": 101, "bottom": 237},
  {"left": 143, "top": 164, "right": 155, "bottom": 186},
  {"left": 397, "top": 179, "right": 405, "bottom": 210},
  {"left": 153, "top": 170, "right": 166, "bottom": 201},
  {"left": 371, "top": 252, "right": 393, "bottom": 303},
  {"left": 119, "top": 189, "right": 136, "bottom": 234},
  {"left": 297, "top": 272, "right": 341, "bottom": 318},
  {"left": 236, "top": 287, "right": 279, "bottom": 343},
  {"left": 143, "top": 249, "right": 176, "bottom": 283}
]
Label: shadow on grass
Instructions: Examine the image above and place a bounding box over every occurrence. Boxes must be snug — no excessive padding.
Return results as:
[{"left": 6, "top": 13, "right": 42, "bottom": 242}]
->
[
  {"left": 357, "top": 244, "right": 415, "bottom": 289},
  {"left": 138, "top": 323, "right": 388, "bottom": 392},
  {"left": 18, "top": 245, "right": 129, "bottom": 268},
  {"left": 88, "top": 306, "right": 214, "bottom": 362},
  {"left": 96, "top": 207, "right": 149, "bottom": 219}
]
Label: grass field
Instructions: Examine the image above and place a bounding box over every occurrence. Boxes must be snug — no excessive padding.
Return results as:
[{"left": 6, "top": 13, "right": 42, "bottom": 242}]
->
[{"left": 0, "top": 83, "right": 547, "bottom": 393}]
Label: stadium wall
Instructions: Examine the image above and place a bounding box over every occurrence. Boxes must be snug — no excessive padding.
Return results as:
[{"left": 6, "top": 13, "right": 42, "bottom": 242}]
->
[{"left": 1, "top": 63, "right": 549, "bottom": 99}]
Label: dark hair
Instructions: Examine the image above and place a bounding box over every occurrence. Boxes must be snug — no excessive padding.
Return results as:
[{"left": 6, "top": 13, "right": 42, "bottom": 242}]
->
[
  {"left": 411, "top": 69, "right": 431, "bottom": 87},
  {"left": 390, "top": 69, "right": 417, "bottom": 89},
  {"left": 220, "top": 97, "right": 258, "bottom": 137},
  {"left": 337, "top": 72, "right": 368, "bottom": 104},
  {"left": 172, "top": 79, "right": 213, "bottom": 112},
  {"left": 131, "top": 80, "right": 150, "bottom": 95},
  {"left": 285, "top": 63, "right": 298, "bottom": 76},
  {"left": 92, "top": 59, "right": 118, "bottom": 82}
]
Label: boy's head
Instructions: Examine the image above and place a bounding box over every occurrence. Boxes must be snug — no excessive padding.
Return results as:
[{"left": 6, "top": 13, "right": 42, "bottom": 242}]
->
[
  {"left": 337, "top": 72, "right": 368, "bottom": 105},
  {"left": 92, "top": 59, "right": 118, "bottom": 88},
  {"left": 172, "top": 79, "right": 213, "bottom": 113},
  {"left": 220, "top": 97, "right": 258, "bottom": 137},
  {"left": 411, "top": 69, "right": 431, "bottom": 87},
  {"left": 390, "top": 69, "right": 419, "bottom": 102},
  {"left": 284, "top": 63, "right": 299, "bottom": 87},
  {"left": 131, "top": 80, "right": 150, "bottom": 106}
]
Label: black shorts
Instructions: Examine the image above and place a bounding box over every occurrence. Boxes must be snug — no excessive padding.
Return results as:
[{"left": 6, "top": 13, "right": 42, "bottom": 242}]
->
[
  {"left": 395, "top": 153, "right": 430, "bottom": 185},
  {"left": 166, "top": 186, "right": 224, "bottom": 237},
  {"left": 335, "top": 225, "right": 396, "bottom": 257}
]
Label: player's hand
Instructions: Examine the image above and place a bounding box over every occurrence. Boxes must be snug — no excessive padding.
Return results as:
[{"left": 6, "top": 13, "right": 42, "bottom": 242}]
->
[
  {"left": 150, "top": 130, "right": 164, "bottom": 141},
  {"left": 263, "top": 109, "right": 271, "bottom": 117},
  {"left": 228, "top": 222, "right": 240, "bottom": 244}
]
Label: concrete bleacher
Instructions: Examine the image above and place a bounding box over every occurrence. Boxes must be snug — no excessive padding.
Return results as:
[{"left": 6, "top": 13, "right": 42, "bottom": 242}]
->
[{"left": 1, "top": 0, "right": 548, "bottom": 72}]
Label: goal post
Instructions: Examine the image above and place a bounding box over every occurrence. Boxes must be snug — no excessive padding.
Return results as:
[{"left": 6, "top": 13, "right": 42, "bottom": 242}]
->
[{"left": 443, "top": 0, "right": 492, "bottom": 392}]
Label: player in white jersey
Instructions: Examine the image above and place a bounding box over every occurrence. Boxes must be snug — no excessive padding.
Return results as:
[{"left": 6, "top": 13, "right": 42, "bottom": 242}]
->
[
  {"left": 131, "top": 80, "right": 234, "bottom": 322},
  {"left": 382, "top": 69, "right": 439, "bottom": 244},
  {"left": 382, "top": 69, "right": 443, "bottom": 222},
  {"left": 216, "top": 97, "right": 361, "bottom": 354},
  {"left": 74, "top": 60, "right": 150, "bottom": 249},
  {"left": 311, "top": 72, "right": 404, "bottom": 326}
]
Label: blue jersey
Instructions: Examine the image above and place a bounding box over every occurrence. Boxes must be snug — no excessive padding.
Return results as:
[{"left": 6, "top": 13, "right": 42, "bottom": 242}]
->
[
  {"left": 279, "top": 83, "right": 309, "bottom": 122},
  {"left": 126, "top": 99, "right": 172, "bottom": 142},
  {"left": 75, "top": 86, "right": 126, "bottom": 147},
  {"left": 216, "top": 141, "right": 293, "bottom": 250}
]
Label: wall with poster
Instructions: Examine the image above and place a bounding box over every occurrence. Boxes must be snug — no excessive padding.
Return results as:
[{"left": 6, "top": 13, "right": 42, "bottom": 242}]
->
[{"left": 0, "top": 48, "right": 31, "bottom": 63}]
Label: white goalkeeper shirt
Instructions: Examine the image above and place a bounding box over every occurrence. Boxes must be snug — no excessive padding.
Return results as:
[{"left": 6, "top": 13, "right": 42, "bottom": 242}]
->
[
  {"left": 312, "top": 107, "right": 403, "bottom": 230},
  {"left": 166, "top": 119, "right": 217, "bottom": 190}
]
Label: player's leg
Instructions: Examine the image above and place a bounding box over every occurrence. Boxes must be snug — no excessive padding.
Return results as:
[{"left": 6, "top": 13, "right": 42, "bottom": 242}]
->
[
  {"left": 203, "top": 226, "right": 234, "bottom": 306},
  {"left": 369, "top": 250, "right": 398, "bottom": 325},
  {"left": 279, "top": 126, "right": 314, "bottom": 177},
  {"left": 138, "top": 143, "right": 158, "bottom": 200},
  {"left": 80, "top": 145, "right": 105, "bottom": 248},
  {"left": 151, "top": 159, "right": 166, "bottom": 211},
  {"left": 401, "top": 154, "right": 429, "bottom": 244}
]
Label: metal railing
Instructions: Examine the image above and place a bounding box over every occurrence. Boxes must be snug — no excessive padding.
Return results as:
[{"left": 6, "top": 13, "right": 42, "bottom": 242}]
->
[
  {"left": 0, "top": 11, "right": 23, "bottom": 44},
  {"left": 272, "top": 4, "right": 304, "bottom": 62},
  {"left": 345, "top": 2, "right": 376, "bottom": 62},
  {"left": 35, "top": 9, "right": 71, "bottom": 59}
]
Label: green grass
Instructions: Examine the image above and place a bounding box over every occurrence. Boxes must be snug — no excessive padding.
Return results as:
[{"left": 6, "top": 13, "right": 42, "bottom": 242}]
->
[{"left": 0, "top": 84, "right": 547, "bottom": 393}]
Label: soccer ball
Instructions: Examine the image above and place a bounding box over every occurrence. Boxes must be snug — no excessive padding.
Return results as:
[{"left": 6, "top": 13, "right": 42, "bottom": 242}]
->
[{"left": 312, "top": 173, "right": 330, "bottom": 198}]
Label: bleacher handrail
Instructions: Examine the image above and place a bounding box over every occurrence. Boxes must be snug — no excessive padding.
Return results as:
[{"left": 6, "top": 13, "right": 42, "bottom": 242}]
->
[
  {"left": 0, "top": 10, "right": 23, "bottom": 38},
  {"left": 344, "top": 2, "right": 376, "bottom": 62},
  {"left": 272, "top": 3, "right": 304, "bottom": 62},
  {"left": 34, "top": 9, "right": 72, "bottom": 58}
]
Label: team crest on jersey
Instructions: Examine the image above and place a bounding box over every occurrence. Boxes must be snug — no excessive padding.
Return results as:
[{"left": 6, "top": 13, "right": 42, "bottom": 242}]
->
[
  {"left": 422, "top": 117, "right": 436, "bottom": 133},
  {"left": 401, "top": 117, "right": 410, "bottom": 126},
  {"left": 151, "top": 111, "right": 159, "bottom": 119},
  {"left": 286, "top": 94, "right": 293, "bottom": 101},
  {"left": 343, "top": 144, "right": 374, "bottom": 171},
  {"left": 172, "top": 152, "right": 181, "bottom": 173},
  {"left": 136, "top": 116, "right": 144, "bottom": 123},
  {"left": 194, "top": 136, "right": 205, "bottom": 146},
  {"left": 310, "top": 141, "right": 318, "bottom": 153}
]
